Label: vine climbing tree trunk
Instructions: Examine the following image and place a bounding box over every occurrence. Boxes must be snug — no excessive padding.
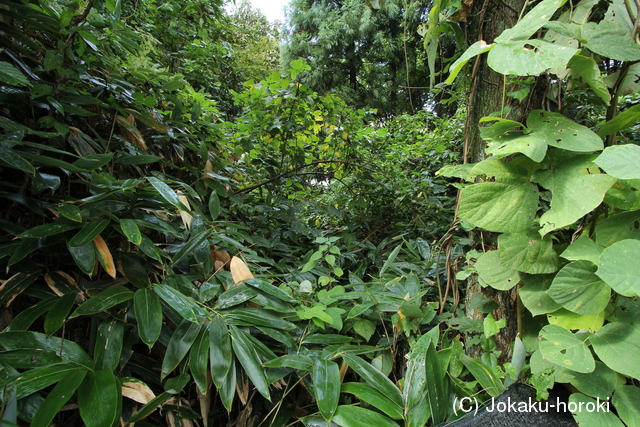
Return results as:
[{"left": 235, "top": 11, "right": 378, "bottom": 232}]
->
[{"left": 460, "top": 0, "right": 548, "bottom": 362}]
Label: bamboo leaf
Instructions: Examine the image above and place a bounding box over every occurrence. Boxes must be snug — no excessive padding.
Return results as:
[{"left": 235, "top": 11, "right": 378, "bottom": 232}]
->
[
  {"left": 69, "top": 219, "right": 110, "bottom": 248},
  {"left": 43, "top": 293, "right": 76, "bottom": 336},
  {"left": 161, "top": 320, "right": 202, "bottom": 379},
  {"left": 230, "top": 325, "right": 270, "bottom": 400},
  {"left": 189, "top": 323, "right": 211, "bottom": 394},
  {"left": 134, "top": 288, "right": 163, "bottom": 347},
  {"left": 210, "top": 316, "right": 232, "bottom": 388},
  {"left": 170, "top": 229, "right": 211, "bottom": 269},
  {"left": 313, "top": 359, "right": 340, "bottom": 422},
  {"left": 78, "top": 369, "right": 120, "bottom": 427},
  {"left": 31, "top": 369, "right": 87, "bottom": 427},
  {"left": 93, "top": 318, "right": 124, "bottom": 371},
  {"left": 120, "top": 219, "right": 142, "bottom": 245},
  {"left": 71, "top": 286, "right": 134, "bottom": 318},
  {"left": 154, "top": 283, "right": 205, "bottom": 323}
]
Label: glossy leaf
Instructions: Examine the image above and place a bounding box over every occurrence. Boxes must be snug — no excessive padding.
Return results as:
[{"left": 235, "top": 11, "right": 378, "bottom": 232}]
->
[
  {"left": 341, "top": 382, "right": 403, "bottom": 420},
  {"left": 169, "top": 228, "right": 211, "bottom": 269},
  {"left": 222, "top": 307, "right": 296, "bottom": 329},
  {"left": 161, "top": 319, "right": 202, "bottom": 379},
  {"left": 244, "top": 278, "right": 296, "bottom": 302},
  {"left": 94, "top": 318, "right": 124, "bottom": 371},
  {"left": 15, "top": 363, "right": 85, "bottom": 399},
  {"left": 460, "top": 354, "right": 505, "bottom": 397},
  {"left": 209, "top": 191, "right": 221, "bottom": 220},
  {"left": 71, "top": 286, "right": 134, "bottom": 317},
  {"left": 313, "top": 359, "right": 340, "bottom": 422},
  {"left": 126, "top": 391, "right": 172, "bottom": 423},
  {"left": 209, "top": 315, "right": 232, "bottom": 388},
  {"left": 147, "top": 176, "right": 184, "bottom": 210},
  {"left": 78, "top": 369, "right": 120, "bottom": 427},
  {"left": 154, "top": 283, "right": 205, "bottom": 322},
  {"left": 120, "top": 218, "right": 142, "bottom": 245},
  {"left": 0, "top": 332, "right": 92, "bottom": 367},
  {"left": 134, "top": 288, "right": 163, "bottom": 347},
  {"left": 343, "top": 354, "right": 402, "bottom": 407},
  {"left": 43, "top": 293, "right": 76, "bottom": 336},
  {"left": 69, "top": 219, "right": 110, "bottom": 248},
  {"left": 189, "top": 323, "right": 210, "bottom": 394},
  {"left": 0, "top": 271, "right": 39, "bottom": 306},
  {"left": 93, "top": 234, "right": 117, "bottom": 278},
  {"left": 229, "top": 325, "right": 270, "bottom": 399},
  {"left": 333, "top": 405, "right": 400, "bottom": 427},
  {"left": 31, "top": 369, "right": 87, "bottom": 427},
  {"left": 68, "top": 242, "right": 95, "bottom": 276}
]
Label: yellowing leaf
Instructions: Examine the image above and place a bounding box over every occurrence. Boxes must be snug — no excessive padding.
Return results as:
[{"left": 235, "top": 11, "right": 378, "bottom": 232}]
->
[
  {"left": 178, "top": 194, "right": 192, "bottom": 230},
  {"left": 122, "top": 380, "right": 156, "bottom": 404},
  {"left": 115, "top": 115, "right": 147, "bottom": 151},
  {"left": 94, "top": 235, "right": 116, "bottom": 278},
  {"left": 230, "top": 256, "right": 253, "bottom": 285}
]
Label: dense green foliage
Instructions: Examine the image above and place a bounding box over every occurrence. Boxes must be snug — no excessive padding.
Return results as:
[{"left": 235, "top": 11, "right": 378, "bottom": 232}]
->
[{"left": 0, "top": 0, "right": 639, "bottom": 426}]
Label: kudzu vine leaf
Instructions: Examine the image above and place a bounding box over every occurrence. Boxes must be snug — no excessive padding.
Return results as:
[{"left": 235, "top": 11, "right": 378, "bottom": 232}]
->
[
  {"left": 538, "top": 325, "right": 595, "bottom": 373},
  {"left": 595, "top": 144, "right": 640, "bottom": 180},
  {"left": 569, "top": 394, "right": 625, "bottom": 427},
  {"left": 458, "top": 181, "right": 538, "bottom": 233},
  {"left": 569, "top": 55, "right": 611, "bottom": 105},
  {"left": 526, "top": 110, "right": 603, "bottom": 152},
  {"left": 520, "top": 274, "right": 561, "bottom": 316},
  {"left": 548, "top": 260, "right": 610, "bottom": 315},
  {"left": 595, "top": 210, "right": 640, "bottom": 246},
  {"left": 582, "top": 21, "right": 640, "bottom": 61},
  {"left": 597, "top": 239, "right": 640, "bottom": 297},
  {"left": 561, "top": 235, "right": 603, "bottom": 264},
  {"left": 612, "top": 385, "right": 640, "bottom": 427},
  {"left": 496, "top": 0, "right": 565, "bottom": 42},
  {"left": 488, "top": 40, "right": 579, "bottom": 76},
  {"left": 547, "top": 308, "right": 605, "bottom": 331},
  {"left": 563, "top": 361, "right": 617, "bottom": 400},
  {"left": 475, "top": 250, "right": 521, "bottom": 290},
  {"left": 604, "top": 178, "right": 640, "bottom": 210},
  {"left": 445, "top": 40, "right": 494, "bottom": 84},
  {"left": 590, "top": 322, "right": 640, "bottom": 380},
  {"left": 498, "top": 231, "right": 559, "bottom": 274},
  {"left": 533, "top": 151, "right": 615, "bottom": 236}
]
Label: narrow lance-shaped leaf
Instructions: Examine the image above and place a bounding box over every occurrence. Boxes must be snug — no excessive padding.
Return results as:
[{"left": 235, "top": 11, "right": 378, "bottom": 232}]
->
[
  {"left": 154, "top": 283, "right": 205, "bottom": 323},
  {"left": 31, "top": 369, "right": 87, "bottom": 427},
  {"left": 229, "top": 325, "right": 271, "bottom": 400},
  {"left": 69, "top": 219, "right": 110, "bottom": 248},
  {"left": 161, "top": 320, "right": 202, "bottom": 379},
  {"left": 93, "top": 234, "right": 116, "bottom": 278},
  {"left": 189, "top": 323, "right": 211, "bottom": 394},
  {"left": 43, "top": 293, "right": 76, "bottom": 336},
  {"left": 120, "top": 218, "right": 142, "bottom": 245},
  {"left": 134, "top": 288, "right": 163, "bottom": 347},
  {"left": 313, "top": 359, "right": 341, "bottom": 422},
  {"left": 71, "top": 286, "right": 134, "bottom": 318},
  {"left": 210, "top": 315, "right": 232, "bottom": 388},
  {"left": 78, "top": 369, "right": 120, "bottom": 427},
  {"left": 93, "top": 319, "right": 124, "bottom": 371}
]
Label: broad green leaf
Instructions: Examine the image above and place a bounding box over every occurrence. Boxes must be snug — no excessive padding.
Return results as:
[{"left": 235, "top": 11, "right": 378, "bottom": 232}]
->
[
  {"left": 561, "top": 235, "right": 603, "bottom": 264},
  {"left": 244, "top": 278, "right": 296, "bottom": 303},
  {"left": 498, "top": 232, "right": 559, "bottom": 274},
  {"left": 154, "top": 283, "right": 204, "bottom": 322},
  {"left": 31, "top": 369, "right": 87, "bottom": 427},
  {"left": 548, "top": 260, "right": 610, "bottom": 315},
  {"left": 333, "top": 405, "right": 400, "bottom": 427},
  {"left": 596, "top": 210, "right": 640, "bottom": 247},
  {"left": 313, "top": 359, "right": 340, "bottom": 422},
  {"left": 209, "top": 191, "right": 221, "bottom": 220},
  {"left": 215, "top": 283, "right": 259, "bottom": 309},
  {"left": 219, "top": 362, "right": 236, "bottom": 412},
  {"left": 538, "top": 324, "right": 595, "bottom": 373},
  {"left": 458, "top": 181, "right": 538, "bottom": 233},
  {"left": 43, "top": 293, "right": 76, "bottom": 336},
  {"left": 161, "top": 320, "right": 202, "bottom": 379},
  {"left": 229, "top": 325, "right": 270, "bottom": 399},
  {"left": 20, "top": 223, "right": 79, "bottom": 238},
  {"left": 120, "top": 219, "right": 142, "bottom": 245},
  {"left": 0, "top": 62, "right": 32, "bottom": 87},
  {"left": 147, "top": 177, "right": 185, "bottom": 210},
  {"left": 222, "top": 307, "right": 296, "bottom": 329},
  {"left": 496, "top": 0, "right": 566, "bottom": 42},
  {"left": 0, "top": 146, "right": 36, "bottom": 175},
  {"left": 71, "top": 286, "right": 134, "bottom": 317},
  {"left": 169, "top": 229, "right": 211, "bottom": 269},
  {"left": 547, "top": 308, "right": 605, "bottom": 331},
  {"left": 527, "top": 110, "right": 603, "bottom": 152},
  {"left": 68, "top": 242, "right": 95, "bottom": 276},
  {"left": 533, "top": 151, "right": 615, "bottom": 236},
  {"left": 0, "top": 349, "right": 62, "bottom": 368},
  {"left": 612, "top": 385, "right": 640, "bottom": 427},
  {"left": 597, "top": 105, "right": 640, "bottom": 138},
  {"left": 68, "top": 219, "right": 110, "bottom": 248},
  {"left": 8, "top": 297, "right": 57, "bottom": 331},
  {"left": 343, "top": 354, "right": 402, "bottom": 407},
  {"left": 569, "top": 55, "right": 610, "bottom": 104},
  {"left": 590, "top": 322, "right": 640, "bottom": 380},
  {"left": 460, "top": 354, "right": 504, "bottom": 396},
  {"left": 564, "top": 361, "right": 616, "bottom": 400},
  {"left": 15, "top": 363, "right": 85, "bottom": 399},
  {"left": 209, "top": 316, "right": 232, "bottom": 388},
  {"left": 189, "top": 324, "right": 210, "bottom": 394},
  {"left": 94, "top": 319, "right": 124, "bottom": 371},
  {"left": 353, "top": 319, "right": 376, "bottom": 341},
  {"left": 604, "top": 178, "right": 640, "bottom": 210},
  {"left": 475, "top": 250, "right": 521, "bottom": 290},
  {"left": 484, "top": 131, "right": 548, "bottom": 162},
  {"left": 582, "top": 20, "right": 640, "bottom": 61},
  {"left": 595, "top": 144, "right": 640, "bottom": 179},
  {"left": 78, "top": 369, "right": 119, "bottom": 427},
  {"left": 134, "top": 288, "right": 162, "bottom": 347},
  {"left": 379, "top": 244, "right": 402, "bottom": 277},
  {"left": 520, "top": 274, "right": 561, "bottom": 316},
  {"left": 488, "top": 40, "right": 579, "bottom": 76},
  {"left": 0, "top": 331, "right": 92, "bottom": 367},
  {"left": 57, "top": 203, "right": 82, "bottom": 222},
  {"left": 569, "top": 393, "right": 625, "bottom": 426},
  {"left": 341, "top": 383, "right": 403, "bottom": 420},
  {"left": 446, "top": 41, "right": 494, "bottom": 84},
  {"left": 597, "top": 239, "right": 640, "bottom": 297},
  {"left": 264, "top": 354, "right": 314, "bottom": 370}
]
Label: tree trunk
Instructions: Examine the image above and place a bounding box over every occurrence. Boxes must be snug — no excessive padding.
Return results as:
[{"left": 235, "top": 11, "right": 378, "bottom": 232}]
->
[{"left": 462, "top": 0, "right": 547, "bottom": 362}]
